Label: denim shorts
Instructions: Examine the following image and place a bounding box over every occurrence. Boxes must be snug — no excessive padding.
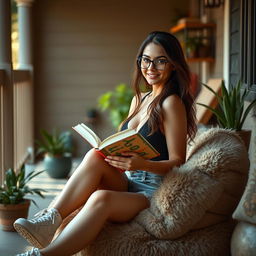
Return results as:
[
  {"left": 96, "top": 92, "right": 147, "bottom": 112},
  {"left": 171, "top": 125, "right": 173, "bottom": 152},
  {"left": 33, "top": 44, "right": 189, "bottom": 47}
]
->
[{"left": 125, "top": 170, "right": 164, "bottom": 199}]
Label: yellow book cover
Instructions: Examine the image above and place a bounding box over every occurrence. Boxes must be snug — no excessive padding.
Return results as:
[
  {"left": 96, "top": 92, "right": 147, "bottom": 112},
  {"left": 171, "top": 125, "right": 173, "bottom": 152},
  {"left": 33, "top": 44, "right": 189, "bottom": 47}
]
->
[{"left": 72, "top": 123, "right": 160, "bottom": 159}]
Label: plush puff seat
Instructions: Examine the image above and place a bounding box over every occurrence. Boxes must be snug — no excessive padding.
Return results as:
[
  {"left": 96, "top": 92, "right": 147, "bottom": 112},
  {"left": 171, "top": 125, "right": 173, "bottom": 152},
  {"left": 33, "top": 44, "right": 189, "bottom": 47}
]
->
[{"left": 57, "top": 128, "right": 249, "bottom": 256}]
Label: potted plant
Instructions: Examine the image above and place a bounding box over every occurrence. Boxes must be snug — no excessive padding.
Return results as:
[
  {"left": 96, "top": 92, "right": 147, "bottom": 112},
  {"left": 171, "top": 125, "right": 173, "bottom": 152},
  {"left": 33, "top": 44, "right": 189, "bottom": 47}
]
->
[
  {"left": 37, "top": 129, "right": 73, "bottom": 179},
  {"left": 0, "top": 165, "right": 45, "bottom": 231},
  {"left": 186, "top": 37, "right": 199, "bottom": 58},
  {"left": 197, "top": 80, "right": 256, "bottom": 150},
  {"left": 98, "top": 83, "right": 133, "bottom": 128}
]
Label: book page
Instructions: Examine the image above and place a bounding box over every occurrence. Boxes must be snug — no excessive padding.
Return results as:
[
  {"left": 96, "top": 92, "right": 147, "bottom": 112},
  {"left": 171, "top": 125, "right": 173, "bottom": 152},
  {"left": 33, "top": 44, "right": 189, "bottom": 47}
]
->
[
  {"left": 72, "top": 123, "right": 101, "bottom": 148},
  {"left": 100, "top": 128, "right": 136, "bottom": 148}
]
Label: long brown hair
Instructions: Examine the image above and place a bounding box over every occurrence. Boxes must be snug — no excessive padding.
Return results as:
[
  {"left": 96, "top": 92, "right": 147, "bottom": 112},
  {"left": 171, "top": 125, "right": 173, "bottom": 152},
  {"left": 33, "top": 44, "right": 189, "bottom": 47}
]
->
[{"left": 121, "top": 31, "right": 197, "bottom": 141}]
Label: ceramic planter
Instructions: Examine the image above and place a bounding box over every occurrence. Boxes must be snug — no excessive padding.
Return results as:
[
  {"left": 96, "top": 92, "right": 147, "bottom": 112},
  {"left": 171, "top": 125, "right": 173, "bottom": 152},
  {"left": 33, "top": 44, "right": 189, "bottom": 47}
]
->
[
  {"left": 236, "top": 130, "right": 252, "bottom": 152},
  {"left": 44, "top": 154, "right": 72, "bottom": 179},
  {"left": 0, "top": 199, "right": 30, "bottom": 231}
]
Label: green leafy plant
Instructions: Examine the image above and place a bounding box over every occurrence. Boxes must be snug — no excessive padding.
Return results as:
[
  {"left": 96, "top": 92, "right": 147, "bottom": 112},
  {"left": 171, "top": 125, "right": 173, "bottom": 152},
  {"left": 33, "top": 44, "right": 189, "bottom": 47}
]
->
[
  {"left": 98, "top": 83, "right": 133, "bottom": 128},
  {"left": 197, "top": 80, "right": 256, "bottom": 130},
  {"left": 0, "top": 165, "right": 45, "bottom": 205},
  {"left": 36, "top": 129, "right": 72, "bottom": 157},
  {"left": 186, "top": 37, "right": 201, "bottom": 58}
]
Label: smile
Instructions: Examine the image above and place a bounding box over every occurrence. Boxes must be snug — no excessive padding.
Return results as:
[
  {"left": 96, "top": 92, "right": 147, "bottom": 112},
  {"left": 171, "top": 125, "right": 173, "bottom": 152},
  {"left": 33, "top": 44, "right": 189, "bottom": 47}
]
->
[{"left": 147, "top": 73, "right": 159, "bottom": 79}]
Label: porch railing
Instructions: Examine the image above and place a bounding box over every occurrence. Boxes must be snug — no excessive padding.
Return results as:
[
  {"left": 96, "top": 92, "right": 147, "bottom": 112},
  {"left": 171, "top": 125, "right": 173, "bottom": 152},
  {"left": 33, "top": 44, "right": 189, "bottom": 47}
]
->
[
  {"left": 0, "top": 70, "right": 4, "bottom": 184},
  {"left": 0, "top": 69, "right": 33, "bottom": 183},
  {"left": 13, "top": 70, "right": 34, "bottom": 170}
]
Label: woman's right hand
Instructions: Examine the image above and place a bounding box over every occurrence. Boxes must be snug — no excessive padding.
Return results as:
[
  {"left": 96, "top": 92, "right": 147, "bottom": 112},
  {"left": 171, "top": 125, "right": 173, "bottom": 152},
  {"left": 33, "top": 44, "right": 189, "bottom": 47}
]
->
[{"left": 104, "top": 152, "right": 147, "bottom": 171}]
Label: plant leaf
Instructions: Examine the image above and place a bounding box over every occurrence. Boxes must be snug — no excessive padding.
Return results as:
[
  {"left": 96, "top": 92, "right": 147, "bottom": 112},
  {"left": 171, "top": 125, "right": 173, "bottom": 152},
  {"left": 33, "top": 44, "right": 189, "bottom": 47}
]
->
[
  {"left": 196, "top": 102, "right": 226, "bottom": 126},
  {"left": 23, "top": 170, "right": 45, "bottom": 185}
]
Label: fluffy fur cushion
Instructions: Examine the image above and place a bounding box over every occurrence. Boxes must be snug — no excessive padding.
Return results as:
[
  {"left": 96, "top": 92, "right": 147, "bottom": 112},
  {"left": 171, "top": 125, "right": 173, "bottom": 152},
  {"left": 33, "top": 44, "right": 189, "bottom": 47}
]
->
[
  {"left": 58, "top": 128, "right": 249, "bottom": 256},
  {"left": 135, "top": 128, "right": 249, "bottom": 240}
]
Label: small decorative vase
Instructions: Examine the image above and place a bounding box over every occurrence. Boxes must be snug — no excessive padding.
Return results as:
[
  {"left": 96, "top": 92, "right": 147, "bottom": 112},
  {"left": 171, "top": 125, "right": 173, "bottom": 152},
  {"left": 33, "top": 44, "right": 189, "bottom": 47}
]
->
[
  {"left": 44, "top": 154, "right": 72, "bottom": 179},
  {"left": 0, "top": 199, "right": 30, "bottom": 231}
]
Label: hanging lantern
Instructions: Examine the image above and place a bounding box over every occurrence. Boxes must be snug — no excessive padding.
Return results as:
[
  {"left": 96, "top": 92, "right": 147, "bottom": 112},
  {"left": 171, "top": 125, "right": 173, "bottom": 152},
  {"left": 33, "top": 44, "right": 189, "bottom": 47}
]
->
[{"left": 203, "top": 0, "right": 224, "bottom": 8}]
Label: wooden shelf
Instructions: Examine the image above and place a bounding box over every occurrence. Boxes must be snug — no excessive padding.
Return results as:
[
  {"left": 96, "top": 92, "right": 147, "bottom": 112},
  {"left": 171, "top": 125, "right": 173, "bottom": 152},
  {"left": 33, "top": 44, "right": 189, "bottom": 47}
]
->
[
  {"left": 170, "top": 21, "right": 216, "bottom": 62},
  {"left": 170, "top": 22, "right": 216, "bottom": 34}
]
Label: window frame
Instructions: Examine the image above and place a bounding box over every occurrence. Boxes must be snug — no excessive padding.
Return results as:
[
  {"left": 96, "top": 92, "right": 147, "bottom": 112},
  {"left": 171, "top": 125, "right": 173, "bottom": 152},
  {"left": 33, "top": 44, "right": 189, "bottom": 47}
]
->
[{"left": 240, "top": 0, "right": 256, "bottom": 101}]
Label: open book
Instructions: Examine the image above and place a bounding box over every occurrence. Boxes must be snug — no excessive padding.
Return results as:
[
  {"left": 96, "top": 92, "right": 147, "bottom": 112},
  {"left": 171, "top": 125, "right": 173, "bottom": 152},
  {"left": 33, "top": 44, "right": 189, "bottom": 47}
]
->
[{"left": 72, "top": 123, "right": 160, "bottom": 159}]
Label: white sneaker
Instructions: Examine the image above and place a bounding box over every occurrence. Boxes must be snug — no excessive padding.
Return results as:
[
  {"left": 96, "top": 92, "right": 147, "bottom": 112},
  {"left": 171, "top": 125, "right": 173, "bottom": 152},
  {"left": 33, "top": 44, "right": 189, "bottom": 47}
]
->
[
  {"left": 14, "top": 208, "right": 62, "bottom": 249},
  {"left": 16, "top": 247, "right": 41, "bottom": 256}
]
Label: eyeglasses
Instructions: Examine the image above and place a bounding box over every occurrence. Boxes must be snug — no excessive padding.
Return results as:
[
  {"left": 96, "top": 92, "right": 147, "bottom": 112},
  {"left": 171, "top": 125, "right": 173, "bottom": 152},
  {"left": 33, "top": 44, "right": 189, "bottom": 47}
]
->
[{"left": 138, "top": 56, "right": 169, "bottom": 71}]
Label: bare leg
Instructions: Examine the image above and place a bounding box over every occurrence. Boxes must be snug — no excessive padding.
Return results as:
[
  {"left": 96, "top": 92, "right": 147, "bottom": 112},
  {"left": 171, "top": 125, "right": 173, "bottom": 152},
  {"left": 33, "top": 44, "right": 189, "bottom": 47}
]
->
[
  {"left": 40, "top": 190, "right": 149, "bottom": 256},
  {"left": 52, "top": 149, "right": 128, "bottom": 218}
]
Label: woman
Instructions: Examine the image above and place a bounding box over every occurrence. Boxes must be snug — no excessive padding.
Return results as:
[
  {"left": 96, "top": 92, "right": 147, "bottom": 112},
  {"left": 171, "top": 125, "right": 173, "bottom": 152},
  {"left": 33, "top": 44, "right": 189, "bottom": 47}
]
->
[{"left": 15, "top": 31, "right": 197, "bottom": 256}]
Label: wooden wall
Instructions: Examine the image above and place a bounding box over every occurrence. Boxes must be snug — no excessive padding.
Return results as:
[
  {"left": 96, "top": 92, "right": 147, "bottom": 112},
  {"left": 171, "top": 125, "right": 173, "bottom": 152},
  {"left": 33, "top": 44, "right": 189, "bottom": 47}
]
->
[
  {"left": 208, "top": 7, "right": 224, "bottom": 79},
  {"left": 33, "top": 0, "right": 188, "bottom": 156}
]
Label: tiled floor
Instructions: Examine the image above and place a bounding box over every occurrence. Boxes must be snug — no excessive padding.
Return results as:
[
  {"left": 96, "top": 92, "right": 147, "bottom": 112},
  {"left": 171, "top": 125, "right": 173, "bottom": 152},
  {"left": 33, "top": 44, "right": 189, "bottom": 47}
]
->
[{"left": 0, "top": 159, "right": 81, "bottom": 256}]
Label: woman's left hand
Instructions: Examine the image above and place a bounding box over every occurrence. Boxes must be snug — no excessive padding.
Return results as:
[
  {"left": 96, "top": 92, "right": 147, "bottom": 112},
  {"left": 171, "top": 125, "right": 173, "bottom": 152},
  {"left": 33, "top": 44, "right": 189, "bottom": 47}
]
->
[{"left": 104, "top": 152, "right": 146, "bottom": 171}]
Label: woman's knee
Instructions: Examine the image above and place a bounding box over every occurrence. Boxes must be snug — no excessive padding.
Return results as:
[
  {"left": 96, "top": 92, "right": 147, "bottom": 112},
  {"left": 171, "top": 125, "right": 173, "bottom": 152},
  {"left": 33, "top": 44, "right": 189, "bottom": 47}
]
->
[
  {"left": 80, "top": 149, "right": 104, "bottom": 169},
  {"left": 85, "top": 148, "right": 102, "bottom": 161},
  {"left": 87, "top": 190, "right": 112, "bottom": 209}
]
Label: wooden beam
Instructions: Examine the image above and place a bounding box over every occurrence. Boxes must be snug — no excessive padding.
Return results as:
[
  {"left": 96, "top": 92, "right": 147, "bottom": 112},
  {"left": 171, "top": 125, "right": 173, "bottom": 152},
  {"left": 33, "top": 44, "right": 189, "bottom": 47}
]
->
[{"left": 196, "top": 78, "right": 223, "bottom": 125}]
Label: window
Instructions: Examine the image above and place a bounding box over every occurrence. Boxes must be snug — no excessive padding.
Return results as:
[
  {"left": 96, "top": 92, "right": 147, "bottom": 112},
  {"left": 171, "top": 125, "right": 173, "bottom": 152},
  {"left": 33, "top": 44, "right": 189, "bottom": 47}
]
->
[
  {"left": 230, "top": 0, "right": 256, "bottom": 101},
  {"left": 241, "top": 0, "right": 256, "bottom": 100}
]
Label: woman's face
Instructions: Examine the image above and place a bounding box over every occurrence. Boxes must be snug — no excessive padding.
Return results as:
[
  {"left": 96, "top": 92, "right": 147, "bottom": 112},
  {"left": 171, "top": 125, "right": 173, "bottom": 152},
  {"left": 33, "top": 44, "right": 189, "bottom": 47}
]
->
[{"left": 140, "top": 42, "right": 173, "bottom": 87}]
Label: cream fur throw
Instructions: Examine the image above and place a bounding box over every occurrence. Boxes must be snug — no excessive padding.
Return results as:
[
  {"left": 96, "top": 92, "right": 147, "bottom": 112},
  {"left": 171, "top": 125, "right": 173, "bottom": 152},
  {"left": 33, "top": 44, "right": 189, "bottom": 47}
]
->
[{"left": 58, "top": 128, "right": 249, "bottom": 256}]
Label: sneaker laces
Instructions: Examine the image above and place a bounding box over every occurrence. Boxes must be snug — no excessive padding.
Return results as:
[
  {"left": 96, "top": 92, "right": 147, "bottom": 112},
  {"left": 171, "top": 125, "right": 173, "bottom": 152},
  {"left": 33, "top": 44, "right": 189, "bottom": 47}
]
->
[{"left": 31, "top": 208, "right": 60, "bottom": 225}]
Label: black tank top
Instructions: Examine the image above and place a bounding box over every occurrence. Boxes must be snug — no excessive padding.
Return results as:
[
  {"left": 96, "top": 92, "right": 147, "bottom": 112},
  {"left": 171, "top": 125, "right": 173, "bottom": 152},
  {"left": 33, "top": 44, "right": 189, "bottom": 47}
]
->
[{"left": 120, "top": 93, "right": 169, "bottom": 161}]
